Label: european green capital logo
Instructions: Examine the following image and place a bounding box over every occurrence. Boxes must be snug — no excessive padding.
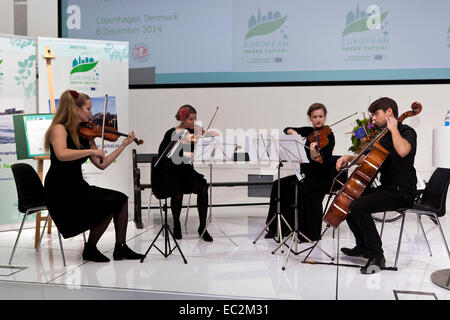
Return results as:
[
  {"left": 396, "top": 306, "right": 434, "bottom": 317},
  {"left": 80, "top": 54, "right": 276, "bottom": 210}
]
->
[
  {"left": 71, "top": 56, "right": 99, "bottom": 75},
  {"left": 245, "top": 9, "right": 287, "bottom": 40},
  {"left": 343, "top": 4, "right": 388, "bottom": 36}
]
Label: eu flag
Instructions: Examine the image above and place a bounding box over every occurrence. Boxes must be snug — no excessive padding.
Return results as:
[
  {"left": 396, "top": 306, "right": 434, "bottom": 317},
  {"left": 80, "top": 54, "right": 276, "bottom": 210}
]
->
[{"left": 354, "top": 127, "right": 367, "bottom": 139}]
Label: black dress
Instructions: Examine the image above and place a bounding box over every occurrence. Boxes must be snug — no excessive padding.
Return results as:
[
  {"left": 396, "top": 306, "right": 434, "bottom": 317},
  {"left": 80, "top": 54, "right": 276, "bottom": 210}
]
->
[
  {"left": 44, "top": 133, "right": 127, "bottom": 239},
  {"left": 266, "top": 126, "right": 335, "bottom": 241},
  {"left": 156, "top": 127, "right": 207, "bottom": 196}
]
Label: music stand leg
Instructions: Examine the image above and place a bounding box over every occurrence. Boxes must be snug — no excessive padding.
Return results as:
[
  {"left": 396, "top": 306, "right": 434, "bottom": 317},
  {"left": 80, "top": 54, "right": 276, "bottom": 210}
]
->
[
  {"left": 199, "top": 164, "right": 238, "bottom": 247},
  {"left": 253, "top": 161, "right": 292, "bottom": 247},
  {"left": 140, "top": 199, "right": 188, "bottom": 264},
  {"left": 302, "top": 225, "right": 334, "bottom": 262}
]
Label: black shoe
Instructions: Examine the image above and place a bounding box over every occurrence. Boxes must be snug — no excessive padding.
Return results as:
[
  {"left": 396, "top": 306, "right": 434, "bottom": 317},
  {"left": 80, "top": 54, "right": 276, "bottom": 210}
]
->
[
  {"left": 198, "top": 227, "right": 213, "bottom": 242},
  {"left": 113, "top": 243, "right": 145, "bottom": 261},
  {"left": 82, "top": 244, "right": 110, "bottom": 262},
  {"left": 360, "top": 255, "right": 386, "bottom": 274},
  {"left": 340, "top": 246, "right": 369, "bottom": 258},
  {"left": 173, "top": 223, "right": 182, "bottom": 240},
  {"left": 264, "top": 230, "right": 275, "bottom": 239}
]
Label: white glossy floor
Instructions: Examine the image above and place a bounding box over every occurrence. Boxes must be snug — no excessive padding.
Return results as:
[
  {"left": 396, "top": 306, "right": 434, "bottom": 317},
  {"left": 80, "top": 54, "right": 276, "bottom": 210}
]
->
[{"left": 0, "top": 198, "right": 449, "bottom": 300}]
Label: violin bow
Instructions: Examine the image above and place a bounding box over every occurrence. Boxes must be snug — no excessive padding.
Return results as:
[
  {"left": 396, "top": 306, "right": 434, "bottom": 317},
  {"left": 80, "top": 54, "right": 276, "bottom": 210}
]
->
[
  {"left": 100, "top": 94, "right": 108, "bottom": 164},
  {"left": 203, "top": 106, "right": 219, "bottom": 137}
]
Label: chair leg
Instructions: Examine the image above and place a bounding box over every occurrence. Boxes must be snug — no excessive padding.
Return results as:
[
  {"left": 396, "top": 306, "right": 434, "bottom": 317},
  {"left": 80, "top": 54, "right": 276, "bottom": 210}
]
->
[
  {"left": 148, "top": 191, "right": 153, "bottom": 224},
  {"left": 394, "top": 213, "right": 406, "bottom": 269},
  {"left": 379, "top": 211, "right": 387, "bottom": 239},
  {"left": 184, "top": 194, "right": 192, "bottom": 228},
  {"left": 417, "top": 214, "right": 432, "bottom": 257},
  {"left": 8, "top": 212, "right": 28, "bottom": 265},
  {"left": 57, "top": 231, "right": 66, "bottom": 267},
  {"left": 433, "top": 213, "right": 450, "bottom": 260},
  {"left": 159, "top": 199, "right": 163, "bottom": 224},
  {"left": 82, "top": 232, "right": 87, "bottom": 244},
  {"left": 37, "top": 214, "right": 50, "bottom": 251}
]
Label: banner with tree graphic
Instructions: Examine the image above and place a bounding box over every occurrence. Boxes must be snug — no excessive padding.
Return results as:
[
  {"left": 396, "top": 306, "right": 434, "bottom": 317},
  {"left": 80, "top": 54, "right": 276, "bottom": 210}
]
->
[
  {"left": 0, "top": 34, "right": 37, "bottom": 229},
  {"left": 37, "top": 37, "right": 131, "bottom": 206}
]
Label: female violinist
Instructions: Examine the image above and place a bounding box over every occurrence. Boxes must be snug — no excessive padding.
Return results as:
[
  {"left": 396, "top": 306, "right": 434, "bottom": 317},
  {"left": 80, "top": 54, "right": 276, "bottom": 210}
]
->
[
  {"left": 335, "top": 97, "right": 417, "bottom": 274},
  {"left": 156, "top": 104, "right": 218, "bottom": 242},
  {"left": 265, "top": 103, "right": 335, "bottom": 241},
  {"left": 43, "top": 89, "right": 144, "bottom": 262}
]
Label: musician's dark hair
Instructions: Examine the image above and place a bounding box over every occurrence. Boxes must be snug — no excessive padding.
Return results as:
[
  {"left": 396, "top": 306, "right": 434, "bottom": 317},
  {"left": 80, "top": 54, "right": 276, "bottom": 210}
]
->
[
  {"left": 368, "top": 97, "right": 398, "bottom": 118},
  {"left": 307, "top": 103, "right": 327, "bottom": 117}
]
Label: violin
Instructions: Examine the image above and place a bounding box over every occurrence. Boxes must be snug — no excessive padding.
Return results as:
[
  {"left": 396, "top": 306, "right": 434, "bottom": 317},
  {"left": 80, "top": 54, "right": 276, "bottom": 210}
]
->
[
  {"left": 188, "top": 107, "right": 219, "bottom": 142},
  {"left": 323, "top": 102, "right": 422, "bottom": 228},
  {"left": 307, "top": 126, "right": 332, "bottom": 164},
  {"left": 78, "top": 121, "right": 144, "bottom": 145}
]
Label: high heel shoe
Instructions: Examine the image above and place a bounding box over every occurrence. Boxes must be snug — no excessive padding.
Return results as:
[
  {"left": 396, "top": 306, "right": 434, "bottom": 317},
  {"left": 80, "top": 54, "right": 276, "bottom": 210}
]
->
[
  {"left": 82, "top": 244, "right": 110, "bottom": 262},
  {"left": 173, "top": 223, "right": 182, "bottom": 240},
  {"left": 198, "top": 227, "right": 213, "bottom": 242},
  {"left": 113, "top": 243, "right": 145, "bottom": 260}
]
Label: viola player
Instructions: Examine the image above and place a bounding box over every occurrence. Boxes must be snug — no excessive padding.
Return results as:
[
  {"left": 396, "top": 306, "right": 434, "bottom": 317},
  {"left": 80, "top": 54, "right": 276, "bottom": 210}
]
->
[
  {"left": 335, "top": 97, "right": 417, "bottom": 274},
  {"left": 155, "top": 104, "right": 218, "bottom": 241},
  {"left": 43, "top": 89, "right": 144, "bottom": 262},
  {"left": 265, "top": 103, "right": 335, "bottom": 242}
]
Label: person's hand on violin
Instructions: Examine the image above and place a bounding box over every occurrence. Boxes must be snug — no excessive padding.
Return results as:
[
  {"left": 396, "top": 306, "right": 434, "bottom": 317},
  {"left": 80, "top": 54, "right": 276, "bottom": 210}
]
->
[
  {"left": 121, "top": 131, "right": 136, "bottom": 147},
  {"left": 90, "top": 148, "right": 105, "bottom": 160},
  {"left": 285, "top": 129, "right": 299, "bottom": 135},
  {"left": 310, "top": 142, "right": 319, "bottom": 151}
]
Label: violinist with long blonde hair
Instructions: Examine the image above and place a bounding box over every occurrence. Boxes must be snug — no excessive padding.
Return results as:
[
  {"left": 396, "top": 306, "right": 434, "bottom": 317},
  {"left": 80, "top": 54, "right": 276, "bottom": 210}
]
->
[{"left": 44, "top": 89, "right": 144, "bottom": 262}]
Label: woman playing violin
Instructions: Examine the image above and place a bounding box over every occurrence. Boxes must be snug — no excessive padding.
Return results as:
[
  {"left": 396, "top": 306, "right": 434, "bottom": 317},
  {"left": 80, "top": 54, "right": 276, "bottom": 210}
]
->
[
  {"left": 265, "top": 103, "right": 335, "bottom": 241},
  {"left": 156, "top": 104, "right": 217, "bottom": 242},
  {"left": 43, "top": 89, "right": 144, "bottom": 262},
  {"left": 335, "top": 97, "right": 417, "bottom": 274}
]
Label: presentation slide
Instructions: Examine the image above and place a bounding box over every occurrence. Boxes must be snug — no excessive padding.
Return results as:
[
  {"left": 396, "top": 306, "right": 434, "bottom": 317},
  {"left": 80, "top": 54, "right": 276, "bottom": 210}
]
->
[{"left": 60, "top": 0, "right": 450, "bottom": 85}]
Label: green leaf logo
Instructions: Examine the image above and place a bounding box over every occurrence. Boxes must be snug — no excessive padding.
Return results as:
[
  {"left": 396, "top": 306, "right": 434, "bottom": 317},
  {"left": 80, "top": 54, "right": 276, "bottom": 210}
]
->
[
  {"left": 245, "top": 16, "right": 287, "bottom": 40},
  {"left": 70, "top": 61, "right": 99, "bottom": 75},
  {"left": 0, "top": 59, "right": 3, "bottom": 65},
  {"left": 342, "top": 11, "right": 388, "bottom": 36}
]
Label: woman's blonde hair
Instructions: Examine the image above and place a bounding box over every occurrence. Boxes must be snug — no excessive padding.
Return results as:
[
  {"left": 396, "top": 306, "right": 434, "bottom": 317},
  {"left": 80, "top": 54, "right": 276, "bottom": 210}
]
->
[{"left": 44, "top": 90, "right": 90, "bottom": 150}]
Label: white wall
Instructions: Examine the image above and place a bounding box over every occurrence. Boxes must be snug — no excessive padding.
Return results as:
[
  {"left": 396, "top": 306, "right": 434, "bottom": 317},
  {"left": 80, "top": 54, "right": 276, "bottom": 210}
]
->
[
  {"left": 0, "top": 1, "right": 14, "bottom": 34},
  {"left": 27, "top": 0, "right": 57, "bottom": 37},
  {"left": 131, "top": 84, "right": 450, "bottom": 181}
]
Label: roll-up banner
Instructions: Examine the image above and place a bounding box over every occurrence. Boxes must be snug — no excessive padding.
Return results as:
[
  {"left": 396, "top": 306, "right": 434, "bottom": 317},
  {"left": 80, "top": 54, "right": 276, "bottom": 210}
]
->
[
  {"left": 0, "top": 34, "right": 37, "bottom": 229},
  {"left": 37, "top": 37, "right": 131, "bottom": 210}
]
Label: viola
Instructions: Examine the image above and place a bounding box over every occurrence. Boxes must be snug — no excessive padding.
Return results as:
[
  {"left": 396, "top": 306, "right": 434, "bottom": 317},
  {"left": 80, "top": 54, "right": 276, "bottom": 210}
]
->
[
  {"left": 78, "top": 121, "right": 144, "bottom": 145},
  {"left": 307, "top": 126, "right": 332, "bottom": 163},
  {"left": 323, "top": 102, "right": 422, "bottom": 228}
]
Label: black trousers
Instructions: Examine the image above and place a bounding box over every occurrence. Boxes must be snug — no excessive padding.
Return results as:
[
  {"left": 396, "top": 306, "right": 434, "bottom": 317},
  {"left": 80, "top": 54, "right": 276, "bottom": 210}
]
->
[
  {"left": 347, "top": 186, "right": 415, "bottom": 258},
  {"left": 266, "top": 175, "right": 331, "bottom": 241}
]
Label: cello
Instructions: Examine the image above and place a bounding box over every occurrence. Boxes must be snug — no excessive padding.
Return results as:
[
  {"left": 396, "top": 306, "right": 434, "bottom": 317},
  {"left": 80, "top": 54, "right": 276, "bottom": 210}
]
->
[{"left": 323, "top": 102, "right": 422, "bottom": 228}]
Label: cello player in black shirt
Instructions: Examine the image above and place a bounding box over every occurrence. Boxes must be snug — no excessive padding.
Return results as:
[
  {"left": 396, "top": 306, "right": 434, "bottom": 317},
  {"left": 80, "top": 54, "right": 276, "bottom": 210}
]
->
[{"left": 335, "top": 97, "right": 417, "bottom": 274}]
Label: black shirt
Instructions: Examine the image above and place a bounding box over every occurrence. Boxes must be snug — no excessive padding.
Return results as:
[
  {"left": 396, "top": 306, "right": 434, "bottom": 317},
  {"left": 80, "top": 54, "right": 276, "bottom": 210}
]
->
[
  {"left": 376, "top": 123, "right": 417, "bottom": 194},
  {"left": 283, "top": 126, "right": 335, "bottom": 179},
  {"left": 158, "top": 127, "right": 195, "bottom": 167}
]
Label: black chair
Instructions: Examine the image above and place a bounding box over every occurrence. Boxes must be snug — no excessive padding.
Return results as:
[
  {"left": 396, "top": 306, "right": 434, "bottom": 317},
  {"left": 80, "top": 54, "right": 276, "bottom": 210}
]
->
[
  {"left": 9, "top": 163, "right": 66, "bottom": 266},
  {"left": 132, "top": 149, "right": 163, "bottom": 228},
  {"left": 323, "top": 155, "right": 349, "bottom": 216},
  {"left": 393, "top": 167, "right": 450, "bottom": 269}
]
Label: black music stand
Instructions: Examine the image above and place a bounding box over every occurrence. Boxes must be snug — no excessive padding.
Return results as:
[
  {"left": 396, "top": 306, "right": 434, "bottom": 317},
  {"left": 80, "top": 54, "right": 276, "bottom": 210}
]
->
[
  {"left": 269, "top": 136, "right": 333, "bottom": 270},
  {"left": 253, "top": 134, "right": 292, "bottom": 247},
  {"left": 140, "top": 130, "right": 188, "bottom": 264}
]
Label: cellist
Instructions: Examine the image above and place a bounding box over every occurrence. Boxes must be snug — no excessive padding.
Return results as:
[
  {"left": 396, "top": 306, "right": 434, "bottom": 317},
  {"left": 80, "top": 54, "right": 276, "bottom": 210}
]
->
[{"left": 335, "top": 97, "right": 417, "bottom": 274}]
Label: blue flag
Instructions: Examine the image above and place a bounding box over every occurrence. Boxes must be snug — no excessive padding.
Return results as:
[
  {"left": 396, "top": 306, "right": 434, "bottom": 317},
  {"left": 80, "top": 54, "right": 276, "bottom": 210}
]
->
[{"left": 354, "top": 127, "right": 367, "bottom": 139}]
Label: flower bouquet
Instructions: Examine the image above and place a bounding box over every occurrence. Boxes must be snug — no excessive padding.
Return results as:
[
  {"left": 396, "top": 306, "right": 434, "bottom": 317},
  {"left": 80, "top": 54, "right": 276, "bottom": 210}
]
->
[{"left": 348, "top": 114, "right": 382, "bottom": 154}]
